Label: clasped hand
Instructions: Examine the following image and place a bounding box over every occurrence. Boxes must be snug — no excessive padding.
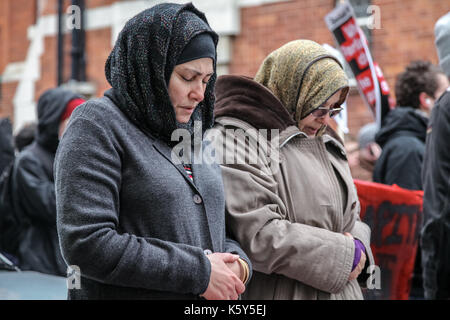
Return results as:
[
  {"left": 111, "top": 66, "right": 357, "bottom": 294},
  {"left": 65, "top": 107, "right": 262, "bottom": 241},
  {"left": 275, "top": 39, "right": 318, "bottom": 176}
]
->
[
  {"left": 201, "top": 252, "right": 245, "bottom": 300},
  {"left": 344, "top": 232, "right": 367, "bottom": 281}
]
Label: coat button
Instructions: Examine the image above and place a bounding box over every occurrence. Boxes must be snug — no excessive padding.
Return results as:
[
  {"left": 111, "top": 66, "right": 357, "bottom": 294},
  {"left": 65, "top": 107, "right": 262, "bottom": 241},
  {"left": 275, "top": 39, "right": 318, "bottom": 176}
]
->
[
  {"left": 193, "top": 194, "right": 203, "bottom": 204},
  {"left": 204, "top": 249, "right": 213, "bottom": 255}
]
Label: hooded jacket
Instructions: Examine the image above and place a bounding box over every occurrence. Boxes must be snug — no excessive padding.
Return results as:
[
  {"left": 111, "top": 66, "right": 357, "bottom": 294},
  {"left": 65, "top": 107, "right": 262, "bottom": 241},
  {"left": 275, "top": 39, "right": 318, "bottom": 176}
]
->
[
  {"left": 210, "top": 41, "right": 374, "bottom": 300},
  {"left": 11, "top": 87, "right": 81, "bottom": 276},
  {"left": 55, "top": 3, "right": 251, "bottom": 300},
  {"left": 373, "top": 107, "right": 428, "bottom": 190}
]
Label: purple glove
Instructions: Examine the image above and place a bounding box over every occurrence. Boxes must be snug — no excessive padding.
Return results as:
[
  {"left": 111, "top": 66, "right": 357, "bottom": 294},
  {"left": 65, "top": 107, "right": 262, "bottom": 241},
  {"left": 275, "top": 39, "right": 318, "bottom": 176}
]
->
[{"left": 352, "top": 239, "right": 365, "bottom": 271}]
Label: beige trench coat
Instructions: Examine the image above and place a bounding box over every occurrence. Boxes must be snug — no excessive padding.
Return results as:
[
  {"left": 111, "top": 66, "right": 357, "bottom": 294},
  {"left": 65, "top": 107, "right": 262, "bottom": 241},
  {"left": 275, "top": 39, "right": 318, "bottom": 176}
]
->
[{"left": 208, "top": 116, "right": 374, "bottom": 300}]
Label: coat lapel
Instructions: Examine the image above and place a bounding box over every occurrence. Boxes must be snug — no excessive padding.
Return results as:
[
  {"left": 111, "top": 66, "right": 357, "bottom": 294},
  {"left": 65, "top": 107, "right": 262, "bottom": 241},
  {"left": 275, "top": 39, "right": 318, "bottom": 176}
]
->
[
  {"left": 151, "top": 139, "right": 199, "bottom": 191},
  {"left": 191, "top": 161, "right": 223, "bottom": 253},
  {"left": 152, "top": 138, "right": 222, "bottom": 252}
]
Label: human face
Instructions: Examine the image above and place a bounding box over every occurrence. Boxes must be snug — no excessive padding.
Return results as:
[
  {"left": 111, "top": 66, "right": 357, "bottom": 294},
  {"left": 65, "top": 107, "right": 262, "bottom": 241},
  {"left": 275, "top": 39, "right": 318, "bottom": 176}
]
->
[
  {"left": 421, "top": 73, "right": 450, "bottom": 115},
  {"left": 168, "top": 58, "right": 214, "bottom": 123},
  {"left": 298, "top": 89, "right": 345, "bottom": 137}
]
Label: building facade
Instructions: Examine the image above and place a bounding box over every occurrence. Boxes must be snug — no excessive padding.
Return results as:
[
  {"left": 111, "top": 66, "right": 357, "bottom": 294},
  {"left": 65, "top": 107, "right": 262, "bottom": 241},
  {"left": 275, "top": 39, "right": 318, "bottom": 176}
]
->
[{"left": 1, "top": 0, "right": 448, "bottom": 136}]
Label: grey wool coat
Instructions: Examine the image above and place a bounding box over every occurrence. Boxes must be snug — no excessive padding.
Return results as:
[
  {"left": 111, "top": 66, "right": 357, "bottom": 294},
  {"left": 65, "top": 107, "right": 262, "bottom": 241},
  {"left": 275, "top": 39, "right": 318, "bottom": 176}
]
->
[{"left": 54, "top": 96, "right": 251, "bottom": 299}]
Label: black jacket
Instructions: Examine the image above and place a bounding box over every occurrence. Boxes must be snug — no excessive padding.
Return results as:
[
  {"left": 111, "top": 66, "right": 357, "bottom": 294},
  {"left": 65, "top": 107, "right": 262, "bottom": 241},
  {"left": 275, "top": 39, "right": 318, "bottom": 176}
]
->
[
  {"left": 421, "top": 89, "right": 450, "bottom": 299},
  {"left": 0, "top": 118, "right": 14, "bottom": 175},
  {"left": 373, "top": 107, "right": 428, "bottom": 190},
  {"left": 12, "top": 87, "right": 81, "bottom": 276}
]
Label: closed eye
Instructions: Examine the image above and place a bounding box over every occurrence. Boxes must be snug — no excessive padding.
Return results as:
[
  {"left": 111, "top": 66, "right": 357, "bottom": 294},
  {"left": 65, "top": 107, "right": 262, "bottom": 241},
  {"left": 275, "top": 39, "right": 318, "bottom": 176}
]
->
[
  {"left": 181, "top": 75, "right": 212, "bottom": 84},
  {"left": 181, "top": 76, "right": 194, "bottom": 82}
]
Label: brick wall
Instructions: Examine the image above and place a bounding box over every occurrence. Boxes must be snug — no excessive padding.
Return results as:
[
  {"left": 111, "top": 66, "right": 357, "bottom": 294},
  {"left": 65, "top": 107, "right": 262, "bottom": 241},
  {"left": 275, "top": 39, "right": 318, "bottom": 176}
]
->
[
  {"left": 34, "top": 27, "right": 112, "bottom": 101},
  {"left": 229, "top": 0, "right": 450, "bottom": 136},
  {"left": 35, "top": 0, "right": 115, "bottom": 99},
  {"left": 0, "top": 82, "right": 18, "bottom": 121},
  {"left": 41, "top": 0, "right": 117, "bottom": 15},
  {"left": 2, "top": 0, "right": 449, "bottom": 136},
  {"left": 84, "top": 27, "right": 113, "bottom": 97},
  {"left": 0, "top": 0, "right": 36, "bottom": 121},
  {"left": 1, "top": 0, "right": 114, "bottom": 122}
]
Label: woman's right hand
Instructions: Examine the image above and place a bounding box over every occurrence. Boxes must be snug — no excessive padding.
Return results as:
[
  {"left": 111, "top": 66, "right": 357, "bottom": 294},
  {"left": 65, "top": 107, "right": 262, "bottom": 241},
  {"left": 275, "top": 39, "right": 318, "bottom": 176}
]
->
[
  {"left": 349, "top": 250, "right": 366, "bottom": 281},
  {"left": 201, "top": 252, "right": 245, "bottom": 300},
  {"left": 344, "top": 232, "right": 367, "bottom": 281}
]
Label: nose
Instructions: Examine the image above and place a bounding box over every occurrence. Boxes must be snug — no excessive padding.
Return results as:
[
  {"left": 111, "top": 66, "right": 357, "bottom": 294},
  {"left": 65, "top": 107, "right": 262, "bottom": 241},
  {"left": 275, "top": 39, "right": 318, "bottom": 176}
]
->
[{"left": 189, "top": 81, "right": 206, "bottom": 103}]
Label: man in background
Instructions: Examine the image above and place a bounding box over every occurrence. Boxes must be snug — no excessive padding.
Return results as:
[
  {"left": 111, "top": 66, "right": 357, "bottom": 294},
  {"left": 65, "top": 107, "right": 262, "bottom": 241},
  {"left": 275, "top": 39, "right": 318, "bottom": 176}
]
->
[
  {"left": 373, "top": 60, "right": 448, "bottom": 190},
  {"left": 11, "top": 87, "right": 84, "bottom": 276},
  {"left": 421, "top": 11, "right": 450, "bottom": 300},
  {"left": 373, "top": 59, "right": 449, "bottom": 299}
]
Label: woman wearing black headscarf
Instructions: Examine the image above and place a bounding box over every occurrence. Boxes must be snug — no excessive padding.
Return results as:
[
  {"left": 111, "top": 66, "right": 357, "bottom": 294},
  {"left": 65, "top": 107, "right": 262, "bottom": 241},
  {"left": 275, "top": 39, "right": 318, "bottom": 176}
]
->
[{"left": 54, "top": 3, "right": 251, "bottom": 300}]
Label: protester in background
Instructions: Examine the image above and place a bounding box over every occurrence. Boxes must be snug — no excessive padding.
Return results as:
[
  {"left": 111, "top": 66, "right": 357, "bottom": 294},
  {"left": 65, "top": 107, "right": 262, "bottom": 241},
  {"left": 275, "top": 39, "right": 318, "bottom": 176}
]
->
[
  {"left": 421, "top": 11, "right": 450, "bottom": 300},
  {"left": 55, "top": 3, "right": 251, "bottom": 300},
  {"left": 14, "top": 122, "right": 37, "bottom": 153},
  {"left": 373, "top": 60, "right": 449, "bottom": 300},
  {"left": 210, "top": 40, "right": 374, "bottom": 300},
  {"left": 373, "top": 60, "right": 448, "bottom": 190},
  {"left": 358, "top": 122, "right": 381, "bottom": 176},
  {"left": 0, "top": 117, "right": 16, "bottom": 262},
  {"left": 0, "top": 121, "right": 36, "bottom": 264},
  {"left": 346, "top": 123, "right": 381, "bottom": 182},
  {"left": 11, "top": 87, "right": 84, "bottom": 276},
  {"left": 0, "top": 118, "right": 14, "bottom": 175}
]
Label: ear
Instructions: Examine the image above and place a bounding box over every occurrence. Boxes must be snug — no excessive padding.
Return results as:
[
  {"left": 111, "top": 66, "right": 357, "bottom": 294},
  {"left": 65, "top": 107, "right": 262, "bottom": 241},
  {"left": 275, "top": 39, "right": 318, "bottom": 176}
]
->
[{"left": 418, "top": 92, "right": 432, "bottom": 110}]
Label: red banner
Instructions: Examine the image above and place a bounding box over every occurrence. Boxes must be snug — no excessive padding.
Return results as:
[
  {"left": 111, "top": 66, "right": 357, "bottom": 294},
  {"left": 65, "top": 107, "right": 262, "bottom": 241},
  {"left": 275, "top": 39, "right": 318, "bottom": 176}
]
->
[
  {"left": 354, "top": 179, "right": 423, "bottom": 300},
  {"left": 325, "top": 3, "right": 394, "bottom": 127}
]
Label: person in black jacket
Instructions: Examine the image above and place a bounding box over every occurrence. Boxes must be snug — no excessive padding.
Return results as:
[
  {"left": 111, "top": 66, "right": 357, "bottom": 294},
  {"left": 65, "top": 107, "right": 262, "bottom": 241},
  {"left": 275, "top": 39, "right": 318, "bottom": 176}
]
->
[
  {"left": 11, "top": 87, "right": 84, "bottom": 276},
  {"left": 421, "top": 11, "right": 450, "bottom": 300},
  {"left": 373, "top": 60, "right": 448, "bottom": 190},
  {"left": 0, "top": 117, "right": 16, "bottom": 261},
  {"left": 373, "top": 60, "right": 449, "bottom": 300},
  {"left": 0, "top": 118, "right": 14, "bottom": 175}
]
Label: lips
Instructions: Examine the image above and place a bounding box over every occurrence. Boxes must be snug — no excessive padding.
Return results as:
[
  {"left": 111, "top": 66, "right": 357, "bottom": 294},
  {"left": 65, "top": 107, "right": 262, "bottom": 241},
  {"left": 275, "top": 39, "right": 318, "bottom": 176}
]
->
[
  {"left": 179, "top": 106, "right": 196, "bottom": 111},
  {"left": 305, "top": 127, "right": 318, "bottom": 135}
]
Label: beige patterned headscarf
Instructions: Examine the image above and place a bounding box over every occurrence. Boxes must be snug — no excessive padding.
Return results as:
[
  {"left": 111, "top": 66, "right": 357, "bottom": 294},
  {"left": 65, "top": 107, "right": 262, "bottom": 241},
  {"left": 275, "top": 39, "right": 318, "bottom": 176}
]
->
[{"left": 254, "top": 40, "right": 349, "bottom": 123}]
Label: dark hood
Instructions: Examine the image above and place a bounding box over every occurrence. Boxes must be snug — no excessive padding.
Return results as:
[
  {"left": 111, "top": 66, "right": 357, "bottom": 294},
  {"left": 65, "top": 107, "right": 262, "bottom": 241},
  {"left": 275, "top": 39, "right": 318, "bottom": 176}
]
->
[
  {"left": 104, "top": 3, "right": 218, "bottom": 144},
  {"left": 36, "top": 88, "right": 82, "bottom": 153},
  {"left": 214, "top": 75, "right": 296, "bottom": 132},
  {"left": 375, "top": 107, "right": 428, "bottom": 148}
]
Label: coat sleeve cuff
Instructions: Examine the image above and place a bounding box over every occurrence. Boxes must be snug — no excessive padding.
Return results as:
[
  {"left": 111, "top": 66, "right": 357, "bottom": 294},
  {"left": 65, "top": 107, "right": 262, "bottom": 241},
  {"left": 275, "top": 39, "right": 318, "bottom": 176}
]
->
[{"left": 329, "top": 235, "right": 354, "bottom": 293}]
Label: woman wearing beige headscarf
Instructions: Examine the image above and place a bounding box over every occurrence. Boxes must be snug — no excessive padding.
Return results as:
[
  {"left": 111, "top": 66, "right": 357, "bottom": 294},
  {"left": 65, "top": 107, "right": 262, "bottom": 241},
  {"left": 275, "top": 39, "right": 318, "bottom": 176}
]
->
[{"left": 209, "top": 40, "right": 374, "bottom": 299}]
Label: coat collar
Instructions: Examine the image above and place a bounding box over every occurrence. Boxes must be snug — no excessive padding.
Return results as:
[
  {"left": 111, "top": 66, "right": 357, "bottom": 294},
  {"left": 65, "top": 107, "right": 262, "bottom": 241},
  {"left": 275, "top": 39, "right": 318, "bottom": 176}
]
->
[{"left": 215, "top": 116, "right": 347, "bottom": 160}]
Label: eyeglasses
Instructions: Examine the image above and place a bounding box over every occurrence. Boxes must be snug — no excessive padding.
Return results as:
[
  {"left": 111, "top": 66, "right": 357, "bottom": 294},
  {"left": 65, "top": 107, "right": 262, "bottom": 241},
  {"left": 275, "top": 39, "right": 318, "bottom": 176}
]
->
[{"left": 309, "top": 106, "right": 343, "bottom": 118}]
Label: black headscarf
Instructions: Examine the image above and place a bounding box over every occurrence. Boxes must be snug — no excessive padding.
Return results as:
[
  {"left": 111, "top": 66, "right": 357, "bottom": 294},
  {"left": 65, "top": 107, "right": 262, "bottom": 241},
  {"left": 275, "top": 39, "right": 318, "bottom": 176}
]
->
[{"left": 104, "top": 2, "right": 218, "bottom": 144}]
